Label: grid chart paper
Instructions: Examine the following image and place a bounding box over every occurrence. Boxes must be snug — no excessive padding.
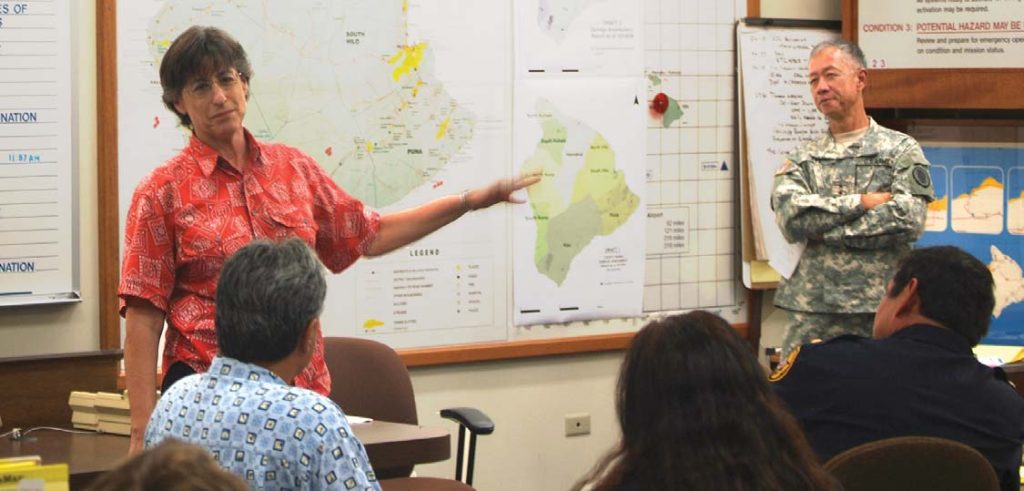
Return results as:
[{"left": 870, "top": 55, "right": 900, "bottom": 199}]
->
[{"left": 642, "top": 0, "right": 745, "bottom": 316}]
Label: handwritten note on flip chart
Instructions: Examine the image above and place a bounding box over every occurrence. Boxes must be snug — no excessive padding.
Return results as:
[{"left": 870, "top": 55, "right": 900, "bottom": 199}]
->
[
  {"left": 738, "top": 23, "right": 835, "bottom": 277},
  {"left": 0, "top": 1, "right": 78, "bottom": 305}
]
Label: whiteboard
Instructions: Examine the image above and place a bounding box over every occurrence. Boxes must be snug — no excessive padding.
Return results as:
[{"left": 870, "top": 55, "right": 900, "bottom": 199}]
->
[{"left": 0, "top": 1, "right": 80, "bottom": 306}]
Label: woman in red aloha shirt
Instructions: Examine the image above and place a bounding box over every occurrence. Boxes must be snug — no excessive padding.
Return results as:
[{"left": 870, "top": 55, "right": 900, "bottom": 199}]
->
[{"left": 119, "top": 25, "right": 537, "bottom": 453}]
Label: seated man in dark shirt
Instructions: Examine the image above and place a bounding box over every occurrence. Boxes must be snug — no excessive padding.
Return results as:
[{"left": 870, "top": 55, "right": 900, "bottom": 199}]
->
[{"left": 772, "top": 245, "right": 1024, "bottom": 490}]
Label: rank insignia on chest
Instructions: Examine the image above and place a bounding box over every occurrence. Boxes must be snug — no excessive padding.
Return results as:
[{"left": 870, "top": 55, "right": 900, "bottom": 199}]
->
[{"left": 912, "top": 166, "right": 931, "bottom": 187}]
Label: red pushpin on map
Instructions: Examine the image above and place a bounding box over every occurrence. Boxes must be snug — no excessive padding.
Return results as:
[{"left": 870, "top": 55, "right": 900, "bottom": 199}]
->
[{"left": 651, "top": 92, "right": 669, "bottom": 115}]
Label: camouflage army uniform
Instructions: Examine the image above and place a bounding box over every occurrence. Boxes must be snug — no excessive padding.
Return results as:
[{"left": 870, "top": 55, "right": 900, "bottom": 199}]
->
[{"left": 772, "top": 118, "right": 934, "bottom": 356}]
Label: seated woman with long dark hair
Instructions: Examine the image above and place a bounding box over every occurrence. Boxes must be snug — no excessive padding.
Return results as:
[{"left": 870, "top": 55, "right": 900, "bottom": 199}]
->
[{"left": 573, "top": 310, "right": 834, "bottom": 491}]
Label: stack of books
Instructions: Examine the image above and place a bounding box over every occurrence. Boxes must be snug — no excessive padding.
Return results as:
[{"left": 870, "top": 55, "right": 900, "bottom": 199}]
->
[
  {"left": 0, "top": 456, "right": 68, "bottom": 490},
  {"left": 67, "top": 392, "right": 98, "bottom": 431},
  {"left": 67, "top": 391, "right": 131, "bottom": 436}
]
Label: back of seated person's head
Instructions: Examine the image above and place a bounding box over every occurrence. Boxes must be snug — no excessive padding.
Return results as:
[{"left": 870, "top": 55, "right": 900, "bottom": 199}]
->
[
  {"left": 87, "top": 439, "right": 247, "bottom": 491},
  {"left": 888, "top": 246, "right": 994, "bottom": 346},
  {"left": 573, "top": 310, "right": 833, "bottom": 491},
  {"left": 215, "top": 238, "right": 326, "bottom": 364}
]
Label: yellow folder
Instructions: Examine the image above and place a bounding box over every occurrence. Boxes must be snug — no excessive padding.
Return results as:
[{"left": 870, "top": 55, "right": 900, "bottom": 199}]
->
[{"left": 0, "top": 462, "right": 69, "bottom": 491}]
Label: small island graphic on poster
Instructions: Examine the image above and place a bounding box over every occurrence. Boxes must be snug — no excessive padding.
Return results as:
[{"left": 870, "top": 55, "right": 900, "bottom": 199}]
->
[{"left": 917, "top": 146, "right": 1024, "bottom": 345}]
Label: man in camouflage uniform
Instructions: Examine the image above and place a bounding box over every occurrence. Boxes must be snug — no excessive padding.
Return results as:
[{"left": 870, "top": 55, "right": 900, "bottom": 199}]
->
[{"left": 771, "top": 39, "right": 934, "bottom": 357}]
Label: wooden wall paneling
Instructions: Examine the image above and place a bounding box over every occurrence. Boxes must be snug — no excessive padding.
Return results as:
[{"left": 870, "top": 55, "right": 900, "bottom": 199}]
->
[
  {"left": 866, "top": 70, "right": 1024, "bottom": 110},
  {"left": 399, "top": 325, "right": 748, "bottom": 367},
  {"left": 97, "top": 0, "right": 120, "bottom": 350},
  {"left": 0, "top": 351, "right": 121, "bottom": 429},
  {"left": 841, "top": 0, "right": 856, "bottom": 41}
]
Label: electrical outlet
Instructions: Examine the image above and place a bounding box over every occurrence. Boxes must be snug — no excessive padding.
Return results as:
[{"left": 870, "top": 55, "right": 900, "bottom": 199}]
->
[{"left": 564, "top": 413, "right": 590, "bottom": 437}]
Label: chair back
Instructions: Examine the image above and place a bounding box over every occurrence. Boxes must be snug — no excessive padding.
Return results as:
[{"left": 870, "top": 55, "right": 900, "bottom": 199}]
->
[
  {"left": 823, "top": 436, "right": 999, "bottom": 491},
  {"left": 324, "top": 337, "right": 418, "bottom": 426},
  {"left": 324, "top": 337, "right": 419, "bottom": 479}
]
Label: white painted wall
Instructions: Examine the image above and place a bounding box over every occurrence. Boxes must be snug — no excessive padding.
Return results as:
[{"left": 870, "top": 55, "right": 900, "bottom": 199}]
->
[{"left": 410, "top": 352, "right": 622, "bottom": 491}]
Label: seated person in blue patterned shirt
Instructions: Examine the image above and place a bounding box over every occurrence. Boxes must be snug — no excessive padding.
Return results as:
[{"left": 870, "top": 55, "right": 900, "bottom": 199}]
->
[{"left": 145, "top": 238, "right": 380, "bottom": 490}]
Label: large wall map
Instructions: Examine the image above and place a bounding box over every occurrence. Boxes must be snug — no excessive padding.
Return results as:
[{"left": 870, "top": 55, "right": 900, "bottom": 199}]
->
[{"left": 118, "top": 0, "right": 512, "bottom": 348}]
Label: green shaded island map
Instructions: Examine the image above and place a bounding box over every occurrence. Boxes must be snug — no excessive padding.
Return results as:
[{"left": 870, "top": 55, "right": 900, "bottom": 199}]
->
[
  {"left": 646, "top": 72, "right": 684, "bottom": 127},
  {"left": 522, "top": 99, "right": 639, "bottom": 285}
]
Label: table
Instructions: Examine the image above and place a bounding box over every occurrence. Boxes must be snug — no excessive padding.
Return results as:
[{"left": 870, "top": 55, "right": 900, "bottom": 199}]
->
[
  {"left": 0, "top": 430, "right": 124, "bottom": 489},
  {"left": 0, "top": 422, "right": 450, "bottom": 488},
  {"left": 356, "top": 421, "right": 450, "bottom": 470}
]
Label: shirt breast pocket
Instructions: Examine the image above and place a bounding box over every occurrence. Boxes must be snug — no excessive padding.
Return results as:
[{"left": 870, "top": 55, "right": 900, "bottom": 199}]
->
[
  {"left": 855, "top": 162, "right": 894, "bottom": 193},
  {"left": 176, "top": 204, "right": 228, "bottom": 261},
  {"left": 264, "top": 204, "right": 319, "bottom": 246}
]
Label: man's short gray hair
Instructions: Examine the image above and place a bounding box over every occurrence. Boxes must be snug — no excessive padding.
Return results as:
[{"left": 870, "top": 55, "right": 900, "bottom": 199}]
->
[
  {"left": 215, "top": 238, "right": 327, "bottom": 363},
  {"left": 810, "top": 38, "right": 867, "bottom": 70}
]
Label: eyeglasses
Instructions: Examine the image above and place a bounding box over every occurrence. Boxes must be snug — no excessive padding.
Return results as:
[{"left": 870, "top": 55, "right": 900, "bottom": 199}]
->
[{"left": 184, "top": 69, "right": 243, "bottom": 99}]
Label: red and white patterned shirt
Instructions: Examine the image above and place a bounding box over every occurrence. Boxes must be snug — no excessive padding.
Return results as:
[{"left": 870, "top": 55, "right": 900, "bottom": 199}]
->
[{"left": 118, "top": 131, "right": 380, "bottom": 395}]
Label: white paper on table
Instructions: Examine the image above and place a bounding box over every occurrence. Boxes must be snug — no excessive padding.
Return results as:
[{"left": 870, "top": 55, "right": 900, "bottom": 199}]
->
[{"left": 346, "top": 415, "right": 373, "bottom": 425}]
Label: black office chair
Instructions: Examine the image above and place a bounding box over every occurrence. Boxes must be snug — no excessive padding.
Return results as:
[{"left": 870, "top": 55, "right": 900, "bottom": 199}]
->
[
  {"left": 823, "top": 435, "right": 1000, "bottom": 491},
  {"left": 324, "top": 337, "right": 494, "bottom": 488}
]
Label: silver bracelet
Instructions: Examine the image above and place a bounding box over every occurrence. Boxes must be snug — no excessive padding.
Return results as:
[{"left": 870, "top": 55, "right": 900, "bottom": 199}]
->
[{"left": 459, "top": 190, "right": 471, "bottom": 212}]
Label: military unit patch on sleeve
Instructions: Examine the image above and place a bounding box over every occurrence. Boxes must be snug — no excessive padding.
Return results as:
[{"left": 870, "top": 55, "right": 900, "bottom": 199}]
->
[
  {"left": 769, "top": 345, "right": 801, "bottom": 382},
  {"left": 912, "top": 165, "right": 931, "bottom": 188}
]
